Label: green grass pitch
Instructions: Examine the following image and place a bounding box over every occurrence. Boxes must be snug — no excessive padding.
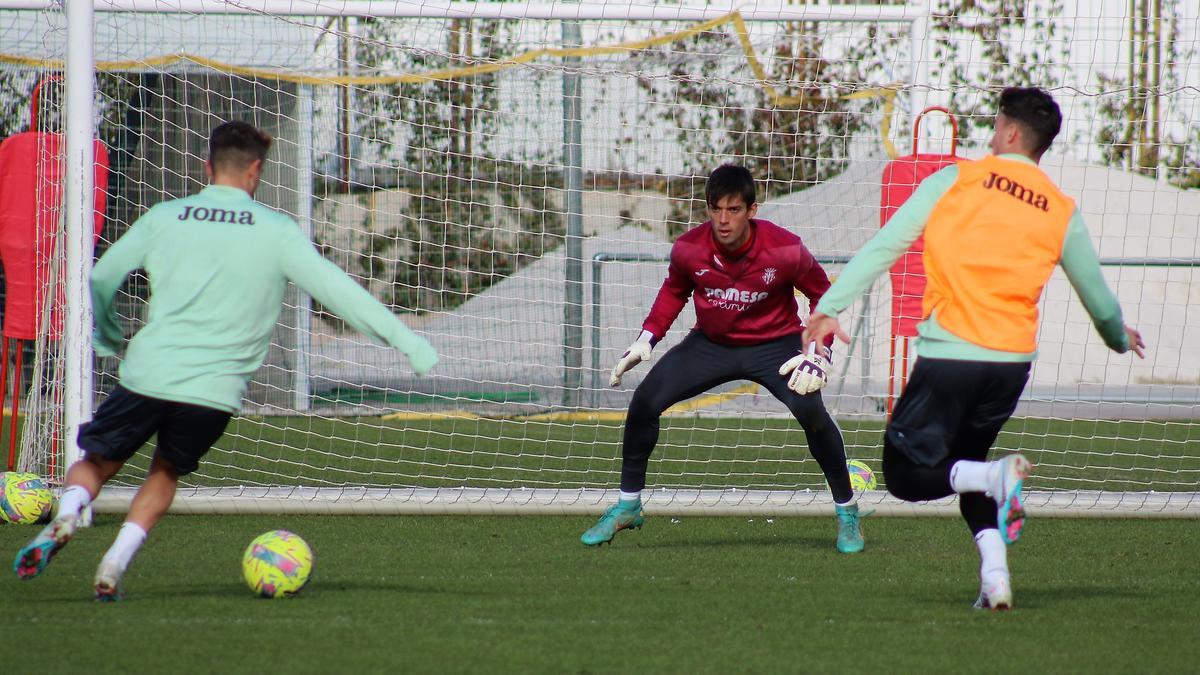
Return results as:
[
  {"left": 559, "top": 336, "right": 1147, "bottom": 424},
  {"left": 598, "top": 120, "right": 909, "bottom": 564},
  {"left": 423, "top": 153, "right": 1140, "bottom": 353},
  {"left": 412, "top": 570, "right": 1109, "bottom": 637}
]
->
[
  {"left": 1, "top": 416, "right": 1196, "bottom": 672},
  {"left": 1, "top": 515, "right": 1198, "bottom": 673}
]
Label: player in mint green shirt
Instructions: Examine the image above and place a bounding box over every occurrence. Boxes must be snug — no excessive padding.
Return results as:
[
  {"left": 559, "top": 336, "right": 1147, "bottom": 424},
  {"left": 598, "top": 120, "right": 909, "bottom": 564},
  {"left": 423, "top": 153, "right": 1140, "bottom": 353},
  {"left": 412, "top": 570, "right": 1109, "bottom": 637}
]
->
[{"left": 14, "top": 121, "right": 437, "bottom": 600}]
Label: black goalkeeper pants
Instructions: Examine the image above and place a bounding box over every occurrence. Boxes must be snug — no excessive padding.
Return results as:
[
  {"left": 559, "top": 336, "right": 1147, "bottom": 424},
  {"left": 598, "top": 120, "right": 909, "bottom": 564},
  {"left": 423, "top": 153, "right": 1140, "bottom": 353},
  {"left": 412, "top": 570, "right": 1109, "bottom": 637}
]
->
[
  {"left": 620, "top": 330, "right": 851, "bottom": 503},
  {"left": 882, "top": 357, "right": 1030, "bottom": 536}
]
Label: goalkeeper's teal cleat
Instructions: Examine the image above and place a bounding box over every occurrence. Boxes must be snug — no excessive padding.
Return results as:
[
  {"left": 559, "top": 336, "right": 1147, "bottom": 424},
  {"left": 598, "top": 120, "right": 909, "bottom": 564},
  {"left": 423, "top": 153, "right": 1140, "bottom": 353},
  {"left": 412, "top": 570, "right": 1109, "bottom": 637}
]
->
[
  {"left": 580, "top": 501, "right": 644, "bottom": 546},
  {"left": 13, "top": 515, "right": 78, "bottom": 580},
  {"left": 834, "top": 503, "right": 864, "bottom": 554},
  {"left": 993, "top": 454, "right": 1032, "bottom": 545}
]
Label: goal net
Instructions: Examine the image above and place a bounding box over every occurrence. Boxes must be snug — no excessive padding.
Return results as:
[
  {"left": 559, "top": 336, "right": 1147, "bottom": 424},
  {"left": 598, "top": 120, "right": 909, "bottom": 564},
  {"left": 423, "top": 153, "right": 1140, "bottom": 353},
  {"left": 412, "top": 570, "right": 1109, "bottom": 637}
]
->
[{"left": 1, "top": 1, "right": 1196, "bottom": 516}]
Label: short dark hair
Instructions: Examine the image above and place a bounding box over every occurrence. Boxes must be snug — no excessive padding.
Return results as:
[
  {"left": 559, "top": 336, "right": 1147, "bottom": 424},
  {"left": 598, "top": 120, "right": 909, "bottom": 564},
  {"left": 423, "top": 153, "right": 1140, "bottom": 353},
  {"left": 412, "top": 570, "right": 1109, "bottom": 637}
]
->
[
  {"left": 208, "top": 121, "right": 272, "bottom": 172},
  {"left": 705, "top": 164, "right": 756, "bottom": 208},
  {"left": 998, "top": 87, "right": 1061, "bottom": 156}
]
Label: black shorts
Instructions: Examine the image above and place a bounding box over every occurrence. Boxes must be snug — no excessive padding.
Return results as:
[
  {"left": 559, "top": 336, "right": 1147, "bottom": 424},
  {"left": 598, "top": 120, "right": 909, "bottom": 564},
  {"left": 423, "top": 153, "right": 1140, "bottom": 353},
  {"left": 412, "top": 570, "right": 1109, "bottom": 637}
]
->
[
  {"left": 885, "top": 357, "right": 1030, "bottom": 467},
  {"left": 77, "top": 385, "right": 232, "bottom": 476}
]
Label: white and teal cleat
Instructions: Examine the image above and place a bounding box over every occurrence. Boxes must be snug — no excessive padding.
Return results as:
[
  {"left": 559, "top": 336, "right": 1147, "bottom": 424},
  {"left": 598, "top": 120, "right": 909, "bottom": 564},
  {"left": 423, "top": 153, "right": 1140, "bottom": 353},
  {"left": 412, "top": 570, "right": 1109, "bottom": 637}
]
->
[{"left": 994, "top": 454, "right": 1033, "bottom": 545}]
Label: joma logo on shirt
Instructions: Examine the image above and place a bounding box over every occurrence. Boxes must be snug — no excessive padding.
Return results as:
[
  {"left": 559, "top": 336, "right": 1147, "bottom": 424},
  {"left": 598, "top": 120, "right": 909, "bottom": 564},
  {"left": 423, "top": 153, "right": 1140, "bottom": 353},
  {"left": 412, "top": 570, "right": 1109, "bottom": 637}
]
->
[
  {"left": 982, "top": 171, "right": 1050, "bottom": 212},
  {"left": 178, "top": 205, "right": 256, "bottom": 224},
  {"left": 704, "top": 287, "right": 768, "bottom": 303}
]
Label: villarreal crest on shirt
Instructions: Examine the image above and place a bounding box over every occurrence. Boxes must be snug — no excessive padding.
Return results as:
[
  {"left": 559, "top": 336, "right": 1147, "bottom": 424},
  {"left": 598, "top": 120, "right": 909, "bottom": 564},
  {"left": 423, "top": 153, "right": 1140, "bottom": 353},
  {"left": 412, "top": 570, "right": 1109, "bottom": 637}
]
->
[{"left": 922, "top": 156, "right": 1075, "bottom": 353}]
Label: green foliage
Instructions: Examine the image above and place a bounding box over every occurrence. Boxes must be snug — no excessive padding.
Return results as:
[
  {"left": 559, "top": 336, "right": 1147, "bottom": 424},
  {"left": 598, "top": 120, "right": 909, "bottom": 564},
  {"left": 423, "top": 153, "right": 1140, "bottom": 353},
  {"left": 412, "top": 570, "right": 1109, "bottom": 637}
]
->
[
  {"left": 0, "top": 69, "right": 37, "bottom": 138},
  {"left": 626, "top": 23, "right": 891, "bottom": 232},
  {"left": 930, "top": 0, "right": 1070, "bottom": 144},
  {"left": 393, "top": 170, "right": 564, "bottom": 313},
  {"left": 318, "top": 18, "right": 565, "bottom": 314},
  {"left": 0, "top": 70, "right": 140, "bottom": 147},
  {"left": 1091, "top": 0, "right": 1198, "bottom": 188},
  {"left": 1165, "top": 132, "right": 1200, "bottom": 189}
]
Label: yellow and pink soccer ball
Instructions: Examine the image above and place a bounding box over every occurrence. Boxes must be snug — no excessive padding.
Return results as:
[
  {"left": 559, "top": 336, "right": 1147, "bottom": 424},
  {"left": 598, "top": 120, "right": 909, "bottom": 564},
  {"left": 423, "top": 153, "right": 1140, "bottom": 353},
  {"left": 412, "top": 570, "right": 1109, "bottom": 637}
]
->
[
  {"left": 847, "top": 460, "right": 878, "bottom": 492},
  {"left": 242, "top": 529, "right": 314, "bottom": 598},
  {"left": 0, "top": 471, "right": 53, "bottom": 524}
]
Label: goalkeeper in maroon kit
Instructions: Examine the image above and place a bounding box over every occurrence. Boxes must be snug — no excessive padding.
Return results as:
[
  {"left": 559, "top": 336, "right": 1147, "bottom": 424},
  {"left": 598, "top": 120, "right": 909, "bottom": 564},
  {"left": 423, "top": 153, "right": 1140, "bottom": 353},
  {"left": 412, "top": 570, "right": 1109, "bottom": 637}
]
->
[{"left": 580, "top": 164, "right": 863, "bottom": 552}]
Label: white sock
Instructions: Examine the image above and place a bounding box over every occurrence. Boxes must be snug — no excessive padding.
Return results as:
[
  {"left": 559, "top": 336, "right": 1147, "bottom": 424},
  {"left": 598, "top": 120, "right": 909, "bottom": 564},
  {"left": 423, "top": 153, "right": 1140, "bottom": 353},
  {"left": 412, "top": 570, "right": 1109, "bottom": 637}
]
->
[
  {"left": 101, "top": 522, "right": 148, "bottom": 573},
  {"left": 975, "top": 529, "right": 1009, "bottom": 584},
  {"left": 949, "top": 460, "right": 998, "bottom": 495},
  {"left": 618, "top": 490, "right": 641, "bottom": 504},
  {"left": 57, "top": 485, "right": 92, "bottom": 520}
]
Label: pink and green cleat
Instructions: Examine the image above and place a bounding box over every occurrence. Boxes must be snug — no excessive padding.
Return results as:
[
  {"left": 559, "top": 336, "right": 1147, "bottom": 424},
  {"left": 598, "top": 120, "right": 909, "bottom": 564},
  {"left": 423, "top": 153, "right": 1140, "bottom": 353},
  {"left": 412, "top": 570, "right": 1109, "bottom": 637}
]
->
[
  {"left": 13, "top": 516, "right": 78, "bottom": 580},
  {"left": 994, "top": 454, "right": 1033, "bottom": 545}
]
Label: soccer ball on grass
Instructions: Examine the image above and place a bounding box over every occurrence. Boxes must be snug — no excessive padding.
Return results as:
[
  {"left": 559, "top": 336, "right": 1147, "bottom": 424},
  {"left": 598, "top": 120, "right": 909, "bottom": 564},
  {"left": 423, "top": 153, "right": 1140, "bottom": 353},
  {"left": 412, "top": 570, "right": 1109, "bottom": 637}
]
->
[
  {"left": 0, "top": 471, "right": 53, "bottom": 524},
  {"left": 242, "top": 529, "right": 314, "bottom": 598},
  {"left": 847, "top": 460, "right": 878, "bottom": 492}
]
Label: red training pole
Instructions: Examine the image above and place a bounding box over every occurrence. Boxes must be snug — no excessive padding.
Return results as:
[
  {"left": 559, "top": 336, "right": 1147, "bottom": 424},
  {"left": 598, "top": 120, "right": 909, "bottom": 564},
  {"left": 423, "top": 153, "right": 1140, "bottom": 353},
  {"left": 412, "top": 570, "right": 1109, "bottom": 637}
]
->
[
  {"left": 0, "top": 337, "right": 8, "bottom": 470},
  {"left": 887, "top": 335, "right": 897, "bottom": 417},
  {"left": 49, "top": 372, "right": 62, "bottom": 480},
  {"left": 8, "top": 339, "right": 22, "bottom": 469}
]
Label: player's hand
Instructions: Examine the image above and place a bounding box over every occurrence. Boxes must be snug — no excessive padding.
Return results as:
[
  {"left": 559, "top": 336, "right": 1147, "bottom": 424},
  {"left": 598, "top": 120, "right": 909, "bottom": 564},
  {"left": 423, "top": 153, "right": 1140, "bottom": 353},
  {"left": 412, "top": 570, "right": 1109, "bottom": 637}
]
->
[
  {"left": 779, "top": 342, "right": 832, "bottom": 395},
  {"left": 1125, "top": 325, "right": 1146, "bottom": 359},
  {"left": 609, "top": 337, "right": 653, "bottom": 388},
  {"left": 802, "top": 312, "right": 850, "bottom": 347},
  {"left": 406, "top": 339, "right": 439, "bottom": 375}
]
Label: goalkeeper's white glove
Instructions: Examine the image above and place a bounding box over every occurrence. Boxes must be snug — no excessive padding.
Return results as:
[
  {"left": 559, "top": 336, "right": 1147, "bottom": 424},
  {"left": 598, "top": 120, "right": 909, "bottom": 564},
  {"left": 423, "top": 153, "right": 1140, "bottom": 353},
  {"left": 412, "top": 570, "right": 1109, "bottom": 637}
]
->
[
  {"left": 779, "top": 342, "right": 832, "bottom": 395},
  {"left": 609, "top": 330, "right": 656, "bottom": 388}
]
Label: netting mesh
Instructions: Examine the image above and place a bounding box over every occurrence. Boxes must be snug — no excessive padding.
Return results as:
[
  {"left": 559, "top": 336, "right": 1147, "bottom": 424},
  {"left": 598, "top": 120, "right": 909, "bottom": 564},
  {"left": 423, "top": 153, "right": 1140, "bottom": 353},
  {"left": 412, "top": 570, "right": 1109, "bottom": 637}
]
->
[{"left": 0, "top": 3, "right": 1195, "bottom": 513}]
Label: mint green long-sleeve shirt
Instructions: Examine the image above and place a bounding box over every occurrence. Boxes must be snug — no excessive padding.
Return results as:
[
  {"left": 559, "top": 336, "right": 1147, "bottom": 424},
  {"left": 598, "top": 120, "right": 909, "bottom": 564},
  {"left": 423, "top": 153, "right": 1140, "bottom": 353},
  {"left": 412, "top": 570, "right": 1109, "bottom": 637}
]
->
[
  {"left": 816, "top": 154, "right": 1128, "bottom": 361},
  {"left": 91, "top": 184, "right": 437, "bottom": 412}
]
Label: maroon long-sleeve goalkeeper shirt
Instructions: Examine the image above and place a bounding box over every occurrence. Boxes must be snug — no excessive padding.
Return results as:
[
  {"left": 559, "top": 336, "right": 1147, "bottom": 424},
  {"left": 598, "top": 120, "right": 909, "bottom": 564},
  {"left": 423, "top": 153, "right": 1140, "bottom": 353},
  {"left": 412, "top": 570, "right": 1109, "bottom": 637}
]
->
[{"left": 641, "top": 219, "right": 833, "bottom": 347}]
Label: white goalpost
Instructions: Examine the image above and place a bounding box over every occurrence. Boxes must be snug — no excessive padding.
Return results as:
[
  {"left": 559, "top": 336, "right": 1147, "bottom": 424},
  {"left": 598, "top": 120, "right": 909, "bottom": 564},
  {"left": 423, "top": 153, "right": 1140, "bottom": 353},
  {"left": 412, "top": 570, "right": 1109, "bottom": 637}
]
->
[{"left": 0, "top": 1, "right": 1196, "bottom": 516}]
